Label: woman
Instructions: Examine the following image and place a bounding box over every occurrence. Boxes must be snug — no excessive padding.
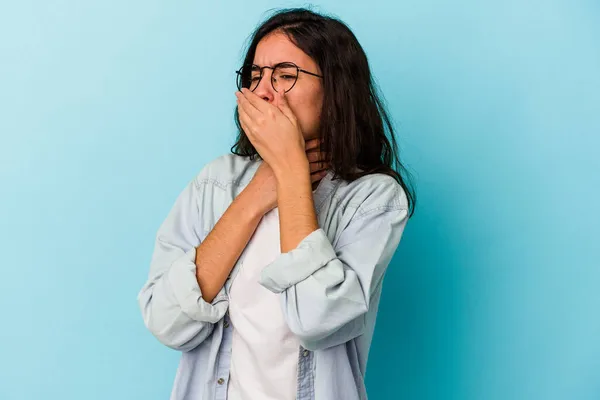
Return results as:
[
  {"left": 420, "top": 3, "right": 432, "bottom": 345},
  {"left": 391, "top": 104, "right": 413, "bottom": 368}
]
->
[{"left": 138, "top": 7, "right": 416, "bottom": 400}]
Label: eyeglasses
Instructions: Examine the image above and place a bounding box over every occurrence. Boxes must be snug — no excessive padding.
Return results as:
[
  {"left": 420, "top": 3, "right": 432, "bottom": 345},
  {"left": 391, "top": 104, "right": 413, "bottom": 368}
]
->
[{"left": 235, "top": 62, "right": 323, "bottom": 93}]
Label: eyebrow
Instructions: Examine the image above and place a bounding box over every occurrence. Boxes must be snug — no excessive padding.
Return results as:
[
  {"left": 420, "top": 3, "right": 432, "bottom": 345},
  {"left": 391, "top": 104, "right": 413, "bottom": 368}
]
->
[{"left": 250, "top": 61, "right": 297, "bottom": 68}]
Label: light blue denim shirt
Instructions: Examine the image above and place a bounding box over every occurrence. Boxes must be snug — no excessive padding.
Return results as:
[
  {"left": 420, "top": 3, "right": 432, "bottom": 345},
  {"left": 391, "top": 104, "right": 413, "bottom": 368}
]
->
[{"left": 137, "top": 153, "right": 409, "bottom": 400}]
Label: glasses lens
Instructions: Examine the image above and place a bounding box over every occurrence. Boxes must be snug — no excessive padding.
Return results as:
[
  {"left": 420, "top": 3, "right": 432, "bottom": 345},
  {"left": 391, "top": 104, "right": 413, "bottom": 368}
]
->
[
  {"left": 272, "top": 63, "right": 298, "bottom": 92},
  {"left": 237, "top": 65, "right": 262, "bottom": 91}
]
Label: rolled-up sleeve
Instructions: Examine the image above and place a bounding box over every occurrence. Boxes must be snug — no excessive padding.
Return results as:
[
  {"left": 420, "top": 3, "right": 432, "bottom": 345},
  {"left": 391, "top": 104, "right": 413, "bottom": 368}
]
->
[
  {"left": 259, "top": 202, "right": 409, "bottom": 351},
  {"left": 137, "top": 174, "right": 228, "bottom": 352}
]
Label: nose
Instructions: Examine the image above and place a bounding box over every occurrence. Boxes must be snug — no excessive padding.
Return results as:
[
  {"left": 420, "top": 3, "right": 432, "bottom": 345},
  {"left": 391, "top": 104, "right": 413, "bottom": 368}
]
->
[{"left": 253, "top": 68, "right": 275, "bottom": 103}]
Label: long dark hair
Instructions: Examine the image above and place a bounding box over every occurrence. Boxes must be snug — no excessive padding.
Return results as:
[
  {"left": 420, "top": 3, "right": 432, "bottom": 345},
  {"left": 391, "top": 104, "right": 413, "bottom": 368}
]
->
[{"left": 230, "top": 7, "right": 417, "bottom": 218}]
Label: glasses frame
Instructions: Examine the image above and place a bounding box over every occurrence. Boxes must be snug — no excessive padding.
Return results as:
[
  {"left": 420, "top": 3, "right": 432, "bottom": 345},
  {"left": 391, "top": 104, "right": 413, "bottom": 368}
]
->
[{"left": 235, "top": 61, "right": 323, "bottom": 93}]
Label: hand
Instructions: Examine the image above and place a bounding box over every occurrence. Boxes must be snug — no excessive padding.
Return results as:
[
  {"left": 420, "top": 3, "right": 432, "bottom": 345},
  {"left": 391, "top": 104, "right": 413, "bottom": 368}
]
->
[
  {"left": 235, "top": 88, "right": 306, "bottom": 175},
  {"left": 242, "top": 138, "right": 330, "bottom": 215}
]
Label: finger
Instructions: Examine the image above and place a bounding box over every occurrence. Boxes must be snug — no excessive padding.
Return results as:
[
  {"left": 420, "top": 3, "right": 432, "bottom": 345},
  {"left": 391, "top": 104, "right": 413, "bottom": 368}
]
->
[
  {"left": 240, "top": 88, "right": 270, "bottom": 114},
  {"left": 308, "top": 160, "right": 330, "bottom": 174},
  {"left": 306, "top": 151, "right": 330, "bottom": 163},
  {"left": 275, "top": 90, "right": 297, "bottom": 123},
  {"left": 305, "top": 137, "right": 322, "bottom": 151},
  {"left": 238, "top": 114, "right": 251, "bottom": 136},
  {"left": 309, "top": 161, "right": 329, "bottom": 173},
  {"left": 308, "top": 155, "right": 330, "bottom": 172},
  {"left": 237, "top": 106, "right": 256, "bottom": 140},
  {"left": 236, "top": 91, "right": 263, "bottom": 122}
]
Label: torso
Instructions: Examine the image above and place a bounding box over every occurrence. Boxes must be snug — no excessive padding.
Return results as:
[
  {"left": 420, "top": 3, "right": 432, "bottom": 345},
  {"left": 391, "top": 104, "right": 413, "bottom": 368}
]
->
[{"left": 226, "top": 207, "right": 300, "bottom": 399}]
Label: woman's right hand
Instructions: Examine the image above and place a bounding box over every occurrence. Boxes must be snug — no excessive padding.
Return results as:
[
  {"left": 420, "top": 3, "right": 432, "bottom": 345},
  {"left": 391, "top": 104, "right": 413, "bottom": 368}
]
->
[{"left": 243, "top": 138, "right": 330, "bottom": 216}]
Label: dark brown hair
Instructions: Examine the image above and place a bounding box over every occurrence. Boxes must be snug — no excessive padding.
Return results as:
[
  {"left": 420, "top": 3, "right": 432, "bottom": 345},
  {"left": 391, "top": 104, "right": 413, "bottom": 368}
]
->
[{"left": 231, "top": 7, "right": 417, "bottom": 217}]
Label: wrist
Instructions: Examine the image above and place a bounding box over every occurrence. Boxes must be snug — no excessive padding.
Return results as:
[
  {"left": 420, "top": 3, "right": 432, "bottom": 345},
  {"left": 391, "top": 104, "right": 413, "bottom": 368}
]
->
[
  {"left": 273, "top": 152, "right": 309, "bottom": 183},
  {"left": 236, "top": 187, "right": 269, "bottom": 220}
]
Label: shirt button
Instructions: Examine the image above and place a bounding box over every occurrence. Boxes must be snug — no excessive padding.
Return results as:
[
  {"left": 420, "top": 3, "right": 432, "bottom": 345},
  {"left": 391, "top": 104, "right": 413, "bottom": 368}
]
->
[
  {"left": 217, "top": 378, "right": 225, "bottom": 385},
  {"left": 303, "top": 350, "right": 309, "bottom": 357}
]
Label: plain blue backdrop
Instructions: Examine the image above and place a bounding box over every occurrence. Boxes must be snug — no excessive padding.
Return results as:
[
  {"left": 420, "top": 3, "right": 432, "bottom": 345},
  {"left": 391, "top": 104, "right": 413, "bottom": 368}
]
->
[{"left": 1, "top": 1, "right": 598, "bottom": 399}]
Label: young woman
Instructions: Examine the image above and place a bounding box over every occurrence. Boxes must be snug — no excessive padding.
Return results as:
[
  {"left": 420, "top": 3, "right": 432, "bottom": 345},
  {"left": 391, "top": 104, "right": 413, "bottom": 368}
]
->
[{"left": 138, "top": 8, "right": 416, "bottom": 400}]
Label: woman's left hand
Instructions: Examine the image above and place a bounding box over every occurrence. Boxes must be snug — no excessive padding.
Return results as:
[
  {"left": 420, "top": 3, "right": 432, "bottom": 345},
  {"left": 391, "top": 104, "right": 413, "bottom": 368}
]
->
[{"left": 236, "top": 88, "right": 308, "bottom": 176}]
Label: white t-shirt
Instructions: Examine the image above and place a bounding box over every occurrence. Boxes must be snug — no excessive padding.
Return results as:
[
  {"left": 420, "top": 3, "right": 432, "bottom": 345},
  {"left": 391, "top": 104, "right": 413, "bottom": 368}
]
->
[{"left": 226, "top": 206, "right": 301, "bottom": 400}]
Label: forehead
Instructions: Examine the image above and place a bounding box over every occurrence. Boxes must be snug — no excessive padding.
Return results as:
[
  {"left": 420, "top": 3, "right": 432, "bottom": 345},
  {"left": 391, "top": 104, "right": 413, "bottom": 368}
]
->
[{"left": 253, "top": 31, "right": 317, "bottom": 70}]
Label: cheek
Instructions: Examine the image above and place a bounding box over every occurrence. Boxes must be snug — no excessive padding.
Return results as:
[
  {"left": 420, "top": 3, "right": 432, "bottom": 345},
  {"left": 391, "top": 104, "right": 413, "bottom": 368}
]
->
[
  {"left": 312, "top": 94, "right": 323, "bottom": 121},
  {"left": 306, "top": 92, "right": 323, "bottom": 131},
  {"left": 288, "top": 91, "right": 322, "bottom": 126}
]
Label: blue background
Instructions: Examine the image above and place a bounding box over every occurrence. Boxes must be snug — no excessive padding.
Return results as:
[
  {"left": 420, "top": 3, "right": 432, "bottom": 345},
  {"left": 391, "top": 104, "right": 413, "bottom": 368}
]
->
[{"left": 1, "top": 1, "right": 598, "bottom": 399}]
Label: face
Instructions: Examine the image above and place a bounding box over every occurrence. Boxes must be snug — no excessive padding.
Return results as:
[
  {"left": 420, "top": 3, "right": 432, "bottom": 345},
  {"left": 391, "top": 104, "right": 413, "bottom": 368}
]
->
[{"left": 251, "top": 31, "right": 324, "bottom": 140}]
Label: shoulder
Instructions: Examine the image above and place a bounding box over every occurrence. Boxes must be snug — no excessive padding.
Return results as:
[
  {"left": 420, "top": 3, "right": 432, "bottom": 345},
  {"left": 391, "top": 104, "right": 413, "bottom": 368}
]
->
[
  {"left": 192, "top": 153, "right": 258, "bottom": 189},
  {"left": 336, "top": 172, "right": 408, "bottom": 218}
]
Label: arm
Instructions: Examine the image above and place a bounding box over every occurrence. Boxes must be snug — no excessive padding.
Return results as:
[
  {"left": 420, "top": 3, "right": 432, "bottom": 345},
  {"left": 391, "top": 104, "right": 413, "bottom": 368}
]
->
[
  {"left": 274, "top": 155, "right": 319, "bottom": 254},
  {"left": 194, "top": 188, "right": 264, "bottom": 303},
  {"left": 261, "top": 174, "right": 409, "bottom": 351},
  {"left": 137, "top": 172, "right": 264, "bottom": 352}
]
